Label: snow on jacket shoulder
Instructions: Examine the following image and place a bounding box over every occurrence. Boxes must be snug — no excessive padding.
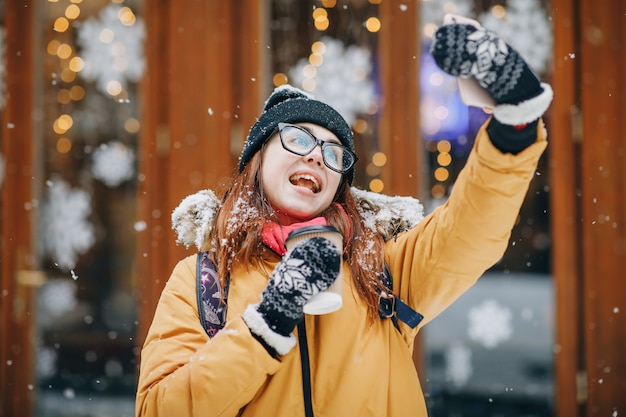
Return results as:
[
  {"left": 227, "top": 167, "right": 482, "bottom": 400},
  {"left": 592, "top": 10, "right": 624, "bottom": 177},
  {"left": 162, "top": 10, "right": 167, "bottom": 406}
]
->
[{"left": 135, "top": 119, "right": 547, "bottom": 417}]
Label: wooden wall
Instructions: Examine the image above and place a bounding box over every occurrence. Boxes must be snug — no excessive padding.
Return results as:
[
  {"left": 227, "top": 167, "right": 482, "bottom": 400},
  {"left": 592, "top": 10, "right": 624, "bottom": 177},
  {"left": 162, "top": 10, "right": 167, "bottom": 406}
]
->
[
  {"left": 2, "top": 1, "right": 625, "bottom": 415},
  {"left": 0, "top": 1, "right": 37, "bottom": 416},
  {"left": 551, "top": 0, "right": 626, "bottom": 415},
  {"left": 135, "top": 0, "right": 265, "bottom": 345}
]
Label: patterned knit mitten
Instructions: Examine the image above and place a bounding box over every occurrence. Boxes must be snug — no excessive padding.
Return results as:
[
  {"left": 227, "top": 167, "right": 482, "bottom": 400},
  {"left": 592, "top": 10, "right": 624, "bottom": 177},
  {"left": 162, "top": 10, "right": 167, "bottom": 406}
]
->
[
  {"left": 431, "top": 23, "right": 553, "bottom": 125},
  {"left": 243, "top": 237, "right": 340, "bottom": 355}
]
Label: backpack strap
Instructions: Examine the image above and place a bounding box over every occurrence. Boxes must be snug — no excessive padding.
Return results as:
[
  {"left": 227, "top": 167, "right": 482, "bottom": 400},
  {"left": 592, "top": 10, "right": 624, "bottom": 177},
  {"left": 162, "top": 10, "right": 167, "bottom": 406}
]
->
[
  {"left": 378, "top": 264, "right": 424, "bottom": 330},
  {"left": 195, "top": 252, "right": 422, "bottom": 336},
  {"left": 196, "top": 251, "right": 229, "bottom": 338}
]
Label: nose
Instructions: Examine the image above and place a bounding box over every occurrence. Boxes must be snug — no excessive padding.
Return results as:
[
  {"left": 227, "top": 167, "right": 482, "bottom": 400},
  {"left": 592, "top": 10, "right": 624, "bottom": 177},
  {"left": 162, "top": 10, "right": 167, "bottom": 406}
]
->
[{"left": 306, "top": 144, "right": 324, "bottom": 166}]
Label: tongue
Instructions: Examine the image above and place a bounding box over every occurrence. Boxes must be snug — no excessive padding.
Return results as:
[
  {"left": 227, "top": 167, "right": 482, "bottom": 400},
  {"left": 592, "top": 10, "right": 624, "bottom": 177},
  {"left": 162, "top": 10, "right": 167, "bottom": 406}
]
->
[{"left": 292, "top": 178, "right": 317, "bottom": 192}]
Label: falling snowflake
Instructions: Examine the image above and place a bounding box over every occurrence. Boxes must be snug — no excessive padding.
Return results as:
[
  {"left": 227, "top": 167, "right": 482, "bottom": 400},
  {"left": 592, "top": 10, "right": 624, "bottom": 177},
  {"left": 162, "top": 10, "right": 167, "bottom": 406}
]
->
[
  {"left": 76, "top": 4, "right": 145, "bottom": 95},
  {"left": 40, "top": 179, "right": 96, "bottom": 270},
  {"left": 479, "top": 0, "right": 552, "bottom": 75},
  {"left": 467, "top": 299, "right": 513, "bottom": 349},
  {"left": 445, "top": 342, "right": 473, "bottom": 387},
  {"left": 288, "top": 37, "right": 377, "bottom": 125},
  {"left": 92, "top": 141, "right": 135, "bottom": 187}
]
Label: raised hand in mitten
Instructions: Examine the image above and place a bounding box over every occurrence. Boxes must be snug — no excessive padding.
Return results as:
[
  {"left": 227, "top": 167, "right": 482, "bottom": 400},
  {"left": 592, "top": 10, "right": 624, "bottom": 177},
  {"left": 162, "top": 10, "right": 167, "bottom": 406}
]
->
[
  {"left": 243, "top": 237, "right": 340, "bottom": 355},
  {"left": 430, "top": 22, "right": 553, "bottom": 126}
]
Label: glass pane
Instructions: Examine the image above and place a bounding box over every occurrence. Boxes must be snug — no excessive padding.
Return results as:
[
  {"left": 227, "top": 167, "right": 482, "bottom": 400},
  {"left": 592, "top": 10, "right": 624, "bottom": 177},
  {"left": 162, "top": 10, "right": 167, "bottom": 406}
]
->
[
  {"left": 268, "top": 2, "right": 555, "bottom": 415},
  {"left": 269, "top": 0, "right": 382, "bottom": 190},
  {"left": 34, "top": 1, "right": 144, "bottom": 415},
  {"left": 419, "top": 2, "right": 555, "bottom": 416}
]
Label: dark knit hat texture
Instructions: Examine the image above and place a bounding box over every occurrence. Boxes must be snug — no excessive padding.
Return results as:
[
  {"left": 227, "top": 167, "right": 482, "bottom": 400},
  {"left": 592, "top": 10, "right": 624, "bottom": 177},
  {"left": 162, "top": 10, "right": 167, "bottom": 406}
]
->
[{"left": 239, "top": 84, "right": 355, "bottom": 183}]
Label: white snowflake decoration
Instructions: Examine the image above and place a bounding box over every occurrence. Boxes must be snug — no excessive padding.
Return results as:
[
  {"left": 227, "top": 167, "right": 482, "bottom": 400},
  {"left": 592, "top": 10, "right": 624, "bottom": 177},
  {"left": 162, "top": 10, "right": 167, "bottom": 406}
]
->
[
  {"left": 445, "top": 342, "right": 473, "bottom": 387},
  {"left": 92, "top": 141, "right": 135, "bottom": 187},
  {"left": 36, "top": 345, "right": 58, "bottom": 379},
  {"left": 38, "top": 278, "right": 78, "bottom": 319},
  {"left": 40, "top": 179, "right": 95, "bottom": 270},
  {"left": 76, "top": 4, "right": 145, "bottom": 95},
  {"left": 288, "top": 37, "right": 376, "bottom": 125},
  {"left": 467, "top": 299, "right": 513, "bottom": 349},
  {"left": 421, "top": 0, "right": 474, "bottom": 29},
  {"left": 479, "top": 0, "right": 552, "bottom": 75}
]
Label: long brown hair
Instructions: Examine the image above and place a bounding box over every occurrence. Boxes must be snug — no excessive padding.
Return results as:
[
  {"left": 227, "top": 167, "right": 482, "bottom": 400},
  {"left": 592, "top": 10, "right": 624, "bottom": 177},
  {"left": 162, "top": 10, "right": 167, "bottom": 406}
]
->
[{"left": 209, "top": 152, "right": 387, "bottom": 320}]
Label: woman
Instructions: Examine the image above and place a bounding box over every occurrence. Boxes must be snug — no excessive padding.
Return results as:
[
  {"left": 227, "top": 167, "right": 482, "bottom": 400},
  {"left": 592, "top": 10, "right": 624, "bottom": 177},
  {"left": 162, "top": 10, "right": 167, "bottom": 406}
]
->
[{"left": 136, "top": 18, "right": 552, "bottom": 417}]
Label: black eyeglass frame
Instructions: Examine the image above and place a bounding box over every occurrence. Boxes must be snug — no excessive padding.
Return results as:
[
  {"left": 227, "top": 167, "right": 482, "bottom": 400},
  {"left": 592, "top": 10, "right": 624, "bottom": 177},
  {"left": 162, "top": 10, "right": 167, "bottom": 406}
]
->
[{"left": 276, "top": 122, "right": 358, "bottom": 174}]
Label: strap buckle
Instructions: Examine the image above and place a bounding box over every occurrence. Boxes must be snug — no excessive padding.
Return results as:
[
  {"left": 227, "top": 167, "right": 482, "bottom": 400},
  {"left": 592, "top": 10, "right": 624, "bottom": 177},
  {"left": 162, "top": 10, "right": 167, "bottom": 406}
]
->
[{"left": 378, "top": 292, "right": 396, "bottom": 319}]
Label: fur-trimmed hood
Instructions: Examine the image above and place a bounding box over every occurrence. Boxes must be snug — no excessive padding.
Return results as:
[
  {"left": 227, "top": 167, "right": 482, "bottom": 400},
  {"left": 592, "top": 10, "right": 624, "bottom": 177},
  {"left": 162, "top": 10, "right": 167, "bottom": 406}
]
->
[{"left": 172, "top": 187, "right": 425, "bottom": 251}]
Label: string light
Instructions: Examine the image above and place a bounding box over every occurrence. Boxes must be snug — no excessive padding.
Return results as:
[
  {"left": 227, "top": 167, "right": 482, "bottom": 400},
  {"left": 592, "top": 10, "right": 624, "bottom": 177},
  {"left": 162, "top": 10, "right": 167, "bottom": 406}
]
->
[
  {"left": 365, "top": 17, "right": 381, "bottom": 33},
  {"left": 437, "top": 140, "right": 451, "bottom": 153},
  {"left": 366, "top": 163, "right": 381, "bottom": 177},
  {"left": 309, "top": 52, "right": 323, "bottom": 67},
  {"left": 61, "top": 68, "right": 76, "bottom": 83},
  {"left": 53, "top": 114, "right": 74, "bottom": 135},
  {"left": 124, "top": 118, "right": 141, "bottom": 134},
  {"left": 423, "top": 23, "right": 438, "bottom": 38},
  {"left": 432, "top": 139, "right": 453, "bottom": 197},
  {"left": 65, "top": 4, "right": 81, "bottom": 19},
  {"left": 302, "top": 64, "right": 317, "bottom": 78},
  {"left": 118, "top": 7, "right": 137, "bottom": 26},
  {"left": 99, "top": 28, "right": 115, "bottom": 43},
  {"left": 53, "top": 17, "right": 70, "bottom": 32},
  {"left": 312, "top": 8, "right": 329, "bottom": 31},
  {"left": 57, "top": 89, "right": 72, "bottom": 105},
  {"left": 69, "top": 85, "right": 85, "bottom": 101},
  {"left": 369, "top": 178, "right": 384, "bottom": 193},
  {"left": 56, "top": 137, "right": 72, "bottom": 154},
  {"left": 69, "top": 56, "right": 84, "bottom": 72},
  {"left": 353, "top": 119, "right": 368, "bottom": 134},
  {"left": 301, "top": 78, "right": 316, "bottom": 92},
  {"left": 437, "top": 152, "right": 452, "bottom": 167},
  {"left": 491, "top": 5, "right": 507, "bottom": 19},
  {"left": 372, "top": 152, "right": 387, "bottom": 167},
  {"left": 434, "top": 167, "right": 449, "bottom": 182},
  {"left": 47, "top": 40, "right": 61, "bottom": 55},
  {"left": 431, "top": 184, "right": 446, "bottom": 199},
  {"left": 311, "top": 41, "right": 326, "bottom": 54},
  {"left": 106, "top": 80, "right": 123, "bottom": 96},
  {"left": 272, "top": 73, "right": 288, "bottom": 86},
  {"left": 56, "top": 43, "right": 73, "bottom": 59}
]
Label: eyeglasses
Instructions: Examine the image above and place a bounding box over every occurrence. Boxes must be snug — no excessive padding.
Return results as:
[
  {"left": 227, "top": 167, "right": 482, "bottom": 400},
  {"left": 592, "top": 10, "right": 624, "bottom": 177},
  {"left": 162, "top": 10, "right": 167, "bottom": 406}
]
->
[{"left": 276, "top": 123, "right": 358, "bottom": 174}]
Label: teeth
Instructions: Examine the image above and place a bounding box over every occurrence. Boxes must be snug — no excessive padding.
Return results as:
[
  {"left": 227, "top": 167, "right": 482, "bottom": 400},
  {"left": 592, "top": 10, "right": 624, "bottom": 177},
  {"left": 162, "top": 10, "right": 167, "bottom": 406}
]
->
[{"left": 290, "top": 173, "right": 320, "bottom": 193}]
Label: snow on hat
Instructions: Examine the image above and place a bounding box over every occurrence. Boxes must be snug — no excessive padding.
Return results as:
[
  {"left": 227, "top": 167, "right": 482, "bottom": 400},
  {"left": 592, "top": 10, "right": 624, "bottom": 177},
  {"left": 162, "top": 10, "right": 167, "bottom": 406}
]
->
[{"left": 238, "top": 84, "right": 356, "bottom": 183}]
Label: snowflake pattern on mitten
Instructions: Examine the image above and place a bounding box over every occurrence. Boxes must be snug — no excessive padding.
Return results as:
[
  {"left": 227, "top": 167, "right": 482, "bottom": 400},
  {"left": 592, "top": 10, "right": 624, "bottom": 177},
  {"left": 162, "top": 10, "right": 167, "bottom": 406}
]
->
[
  {"left": 431, "top": 23, "right": 543, "bottom": 105},
  {"left": 257, "top": 237, "right": 340, "bottom": 336}
]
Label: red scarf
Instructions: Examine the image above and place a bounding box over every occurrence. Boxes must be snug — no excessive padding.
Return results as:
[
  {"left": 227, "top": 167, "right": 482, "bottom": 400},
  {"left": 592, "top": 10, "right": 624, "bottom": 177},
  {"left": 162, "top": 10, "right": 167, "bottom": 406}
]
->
[{"left": 261, "top": 217, "right": 328, "bottom": 256}]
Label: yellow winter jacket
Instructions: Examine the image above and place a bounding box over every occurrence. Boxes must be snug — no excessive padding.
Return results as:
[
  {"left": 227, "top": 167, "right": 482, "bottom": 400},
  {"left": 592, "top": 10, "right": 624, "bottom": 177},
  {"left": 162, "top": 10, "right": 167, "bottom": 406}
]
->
[{"left": 136, "top": 120, "right": 547, "bottom": 417}]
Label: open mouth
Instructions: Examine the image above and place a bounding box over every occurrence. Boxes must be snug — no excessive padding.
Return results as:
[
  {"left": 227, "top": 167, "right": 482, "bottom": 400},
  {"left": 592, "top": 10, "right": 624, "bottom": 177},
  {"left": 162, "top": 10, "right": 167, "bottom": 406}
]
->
[{"left": 289, "top": 173, "right": 321, "bottom": 193}]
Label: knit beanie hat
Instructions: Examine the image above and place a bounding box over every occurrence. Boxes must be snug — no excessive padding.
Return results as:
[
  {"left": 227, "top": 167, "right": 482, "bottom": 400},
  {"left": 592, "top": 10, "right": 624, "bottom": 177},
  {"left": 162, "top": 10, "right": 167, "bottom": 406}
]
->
[{"left": 239, "top": 84, "right": 356, "bottom": 183}]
